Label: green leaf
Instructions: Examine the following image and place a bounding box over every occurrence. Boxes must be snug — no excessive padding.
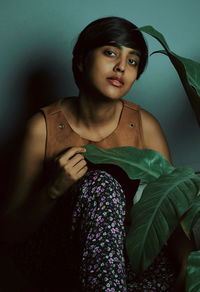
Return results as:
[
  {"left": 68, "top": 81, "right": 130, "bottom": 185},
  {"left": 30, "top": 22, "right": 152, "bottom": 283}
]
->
[
  {"left": 151, "top": 50, "right": 200, "bottom": 97},
  {"left": 126, "top": 168, "right": 200, "bottom": 272},
  {"left": 84, "top": 144, "right": 174, "bottom": 182},
  {"left": 181, "top": 195, "right": 200, "bottom": 237},
  {"left": 84, "top": 145, "right": 200, "bottom": 273},
  {"left": 139, "top": 26, "right": 200, "bottom": 125},
  {"left": 186, "top": 250, "right": 200, "bottom": 292},
  {"left": 139, "top": 25, "right": 170, "bottom": 51}
]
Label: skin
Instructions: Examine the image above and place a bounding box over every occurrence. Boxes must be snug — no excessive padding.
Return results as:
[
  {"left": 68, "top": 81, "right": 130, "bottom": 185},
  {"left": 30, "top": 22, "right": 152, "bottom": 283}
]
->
[
  {"left": 1, "top": 44, "right": 193, "bottom": 289},
  {"left": 68, "top": 45, "right": 172, "bottom": 161},
  {"left": 81, "top": 45, "right": 140, "bottom": 101},
  {"left": 1, "top": 45, "right": 171, "bottom": 238}
]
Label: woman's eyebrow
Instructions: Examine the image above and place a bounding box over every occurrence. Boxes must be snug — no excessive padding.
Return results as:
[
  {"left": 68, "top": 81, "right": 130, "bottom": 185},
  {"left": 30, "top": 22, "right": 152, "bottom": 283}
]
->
[
  {"left": 129, "top": 50, "right": 141, "bottom": 57},
  {"left": 107, "top": 42, "right": 141, "bottom": 57}
]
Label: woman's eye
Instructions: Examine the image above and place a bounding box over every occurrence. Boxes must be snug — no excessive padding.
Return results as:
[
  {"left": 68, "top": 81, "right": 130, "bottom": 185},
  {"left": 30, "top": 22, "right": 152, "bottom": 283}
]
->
[
  {"left": 104, "top": 50, "right": 116, "bottom": 57},
  {"left": 128, "top": 59, "right": 138, "bottom": 66}
]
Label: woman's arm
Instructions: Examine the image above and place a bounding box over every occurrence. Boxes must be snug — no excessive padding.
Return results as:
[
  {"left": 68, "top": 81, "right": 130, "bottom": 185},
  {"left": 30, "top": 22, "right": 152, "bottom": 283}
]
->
[
  {"left": 0, "top": 112, "right": 87, "bottom": 243},
  {"left": 0, "top": 113, "right": 56, "bottom": 242},
  {"left": 141, "top": 109, "right": 172, "bottom": 163}
]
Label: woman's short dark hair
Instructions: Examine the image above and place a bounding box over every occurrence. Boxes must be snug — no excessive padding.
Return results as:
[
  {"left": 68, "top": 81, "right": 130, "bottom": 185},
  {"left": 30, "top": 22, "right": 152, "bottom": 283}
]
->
[{"left": 72, "top": 16, "right": 148, "bottom": 89}]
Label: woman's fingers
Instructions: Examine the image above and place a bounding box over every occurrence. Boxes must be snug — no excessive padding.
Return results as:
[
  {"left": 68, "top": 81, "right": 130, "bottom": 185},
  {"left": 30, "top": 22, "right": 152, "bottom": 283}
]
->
[
  {"left": 63, "top": 154, "right": 87, "bottom": 182},
  {"left": 71, "top": 157, "right": 87, "bottom": 174},
  {"left": 50, "top": 147, "right": 88, "bottom": 197},
  {"left": 66, "top": 153, "right": 86, "bottom": 169},
  {"left": 58, "top": 147, "right": 86, "bottom": 166},
  {"left": 76, "top": 165, "right": 88, "bottom": 179}
]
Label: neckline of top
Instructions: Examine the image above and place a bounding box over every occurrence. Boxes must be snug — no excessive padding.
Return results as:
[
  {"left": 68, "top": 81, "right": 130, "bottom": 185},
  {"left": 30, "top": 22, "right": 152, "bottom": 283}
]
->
[{"left": 57, "top": 97, "right": 125, "bottom": 143}]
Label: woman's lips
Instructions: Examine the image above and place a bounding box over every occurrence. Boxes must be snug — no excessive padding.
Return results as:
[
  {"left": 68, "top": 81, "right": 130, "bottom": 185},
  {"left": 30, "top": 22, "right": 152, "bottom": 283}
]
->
[{"left": 107, "top": 77, "right": 124, "bottom": 88}]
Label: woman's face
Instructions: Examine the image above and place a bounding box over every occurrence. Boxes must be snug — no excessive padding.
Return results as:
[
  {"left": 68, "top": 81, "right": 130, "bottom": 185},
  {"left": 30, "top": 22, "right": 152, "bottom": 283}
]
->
[{"left": 81, "top": 44, "right": 141, "bottom": 100}]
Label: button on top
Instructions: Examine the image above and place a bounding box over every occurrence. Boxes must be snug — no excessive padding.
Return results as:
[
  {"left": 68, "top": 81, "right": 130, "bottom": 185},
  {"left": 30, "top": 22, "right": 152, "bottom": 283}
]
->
[
  {"left": 129, "top": 122, "right": 135, "bottom": 128},
  {"left": 58, "top": 123, "right": 65, "bottom": 129}
]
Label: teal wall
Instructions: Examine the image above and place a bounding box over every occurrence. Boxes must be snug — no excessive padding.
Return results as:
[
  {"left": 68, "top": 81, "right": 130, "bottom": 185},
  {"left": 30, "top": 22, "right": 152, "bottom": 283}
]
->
[{"left": 1, "top": 0, "right": 200, "bottom": 170}]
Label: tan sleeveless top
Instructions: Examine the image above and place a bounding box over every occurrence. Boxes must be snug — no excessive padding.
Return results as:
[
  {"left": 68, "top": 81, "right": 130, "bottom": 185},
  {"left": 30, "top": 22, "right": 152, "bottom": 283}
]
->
[
  {"left": 41, "top": 97, "right": 144, "bottom": 161},
  {"left": 41, "top": 97, "right": 144, "bottom": 225}
]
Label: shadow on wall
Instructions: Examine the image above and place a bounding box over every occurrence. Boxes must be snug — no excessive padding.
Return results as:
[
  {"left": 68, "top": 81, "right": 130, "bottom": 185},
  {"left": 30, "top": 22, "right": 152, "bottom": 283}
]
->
[
  {"left": 24, "top": 66, "right": 58, "bottom": 116},
  {"left": 0, "top": 56, "right": 69, "bottom": 208}
]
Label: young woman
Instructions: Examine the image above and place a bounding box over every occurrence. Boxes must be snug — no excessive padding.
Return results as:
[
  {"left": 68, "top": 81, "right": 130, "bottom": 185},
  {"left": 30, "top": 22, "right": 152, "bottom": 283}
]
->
[{"left": 1, "top": 17, "right": 192, "bottom": 291}]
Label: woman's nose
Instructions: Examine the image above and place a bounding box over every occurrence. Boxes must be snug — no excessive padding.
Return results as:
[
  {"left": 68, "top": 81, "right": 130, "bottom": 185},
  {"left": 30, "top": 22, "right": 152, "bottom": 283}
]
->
[
  {"left": 114, "top": 65, "right": 125, "bottom": 73},
  {"left": 113, "top": 59, "right": 126, "bottom": 73}
]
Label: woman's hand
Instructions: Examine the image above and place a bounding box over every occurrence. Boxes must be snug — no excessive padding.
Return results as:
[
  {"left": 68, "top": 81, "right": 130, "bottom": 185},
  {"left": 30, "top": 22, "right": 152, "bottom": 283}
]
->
[{"left": 48, "top": 147, "right": 88, "bottom": 199}]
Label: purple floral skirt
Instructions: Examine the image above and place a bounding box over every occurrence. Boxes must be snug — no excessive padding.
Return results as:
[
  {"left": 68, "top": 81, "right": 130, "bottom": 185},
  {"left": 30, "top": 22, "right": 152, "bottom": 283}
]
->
[{"left": 12, "top": 170, "right": 176, "bottom": 291}]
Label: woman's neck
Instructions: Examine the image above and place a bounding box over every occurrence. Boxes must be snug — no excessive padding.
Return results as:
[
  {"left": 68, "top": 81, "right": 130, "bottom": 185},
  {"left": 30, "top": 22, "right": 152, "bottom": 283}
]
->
[
  {"left": 62, "top": 94, "right": 124, "bottom": 142},
  {"left": 77, "top": 92, "right": 123, "bottom": 129}
]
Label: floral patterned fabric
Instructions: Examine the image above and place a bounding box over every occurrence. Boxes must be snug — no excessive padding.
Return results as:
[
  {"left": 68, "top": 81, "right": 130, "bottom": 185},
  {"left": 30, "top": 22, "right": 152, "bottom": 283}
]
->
[
  {"left": 12, "top": 170, "right": 177, "bottom": 291},
  {"left": 72, "top": 170, "right": 127, "bottom": 291},
  {"left": 72, "top": 170, "right": 176, "bottom": 291}
]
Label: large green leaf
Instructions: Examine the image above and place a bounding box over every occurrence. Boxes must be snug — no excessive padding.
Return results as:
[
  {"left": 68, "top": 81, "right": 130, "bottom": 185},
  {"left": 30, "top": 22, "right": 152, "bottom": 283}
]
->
[
  {"left": 139, "top": 26, "right": 200, "bottom": 125},
  {"left": 181, "top": 196, "right": 200, "bottom": 238},
  {"left": 84, "top": 145, "right": 200, "bottom": 272},
  {"left": 84, "top": 145, "right": 173, "bottom": 182},
  {"left": 186, "top": 250, "right": 200, "bottom": 292},
  {"left": 126, "top": 168, "right": 200, "bottom": 272}
]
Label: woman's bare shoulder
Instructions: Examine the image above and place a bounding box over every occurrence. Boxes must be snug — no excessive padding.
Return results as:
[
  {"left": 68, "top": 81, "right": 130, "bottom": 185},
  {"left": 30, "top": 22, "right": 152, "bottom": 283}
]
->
[
  {"left": 26, "top": 111, "right": 46, "bottom": 139},
  {"left": 20, "top": 112, "right": 47, "bottom": 165},
  {"left": 140, "top": 108, "right": 159, "bottom": 123},
  {"left": 140, "top": 107, "right": 167, "bottom": 136},
  {"left": 140, "top": 108, "right": 172, "bottom": 162}
]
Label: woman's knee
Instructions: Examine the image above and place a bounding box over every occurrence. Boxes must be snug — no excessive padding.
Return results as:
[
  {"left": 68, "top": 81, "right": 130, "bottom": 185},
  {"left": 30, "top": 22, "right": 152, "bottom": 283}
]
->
[
  {"left": 78, "top": 169, "right": 125, "bottom": 207},
  {"left": 80, "top": 170, "right": 123, "bottom": 194},
  {"left": 72, "top": 169, "right": 126, "bottom": 233}
]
